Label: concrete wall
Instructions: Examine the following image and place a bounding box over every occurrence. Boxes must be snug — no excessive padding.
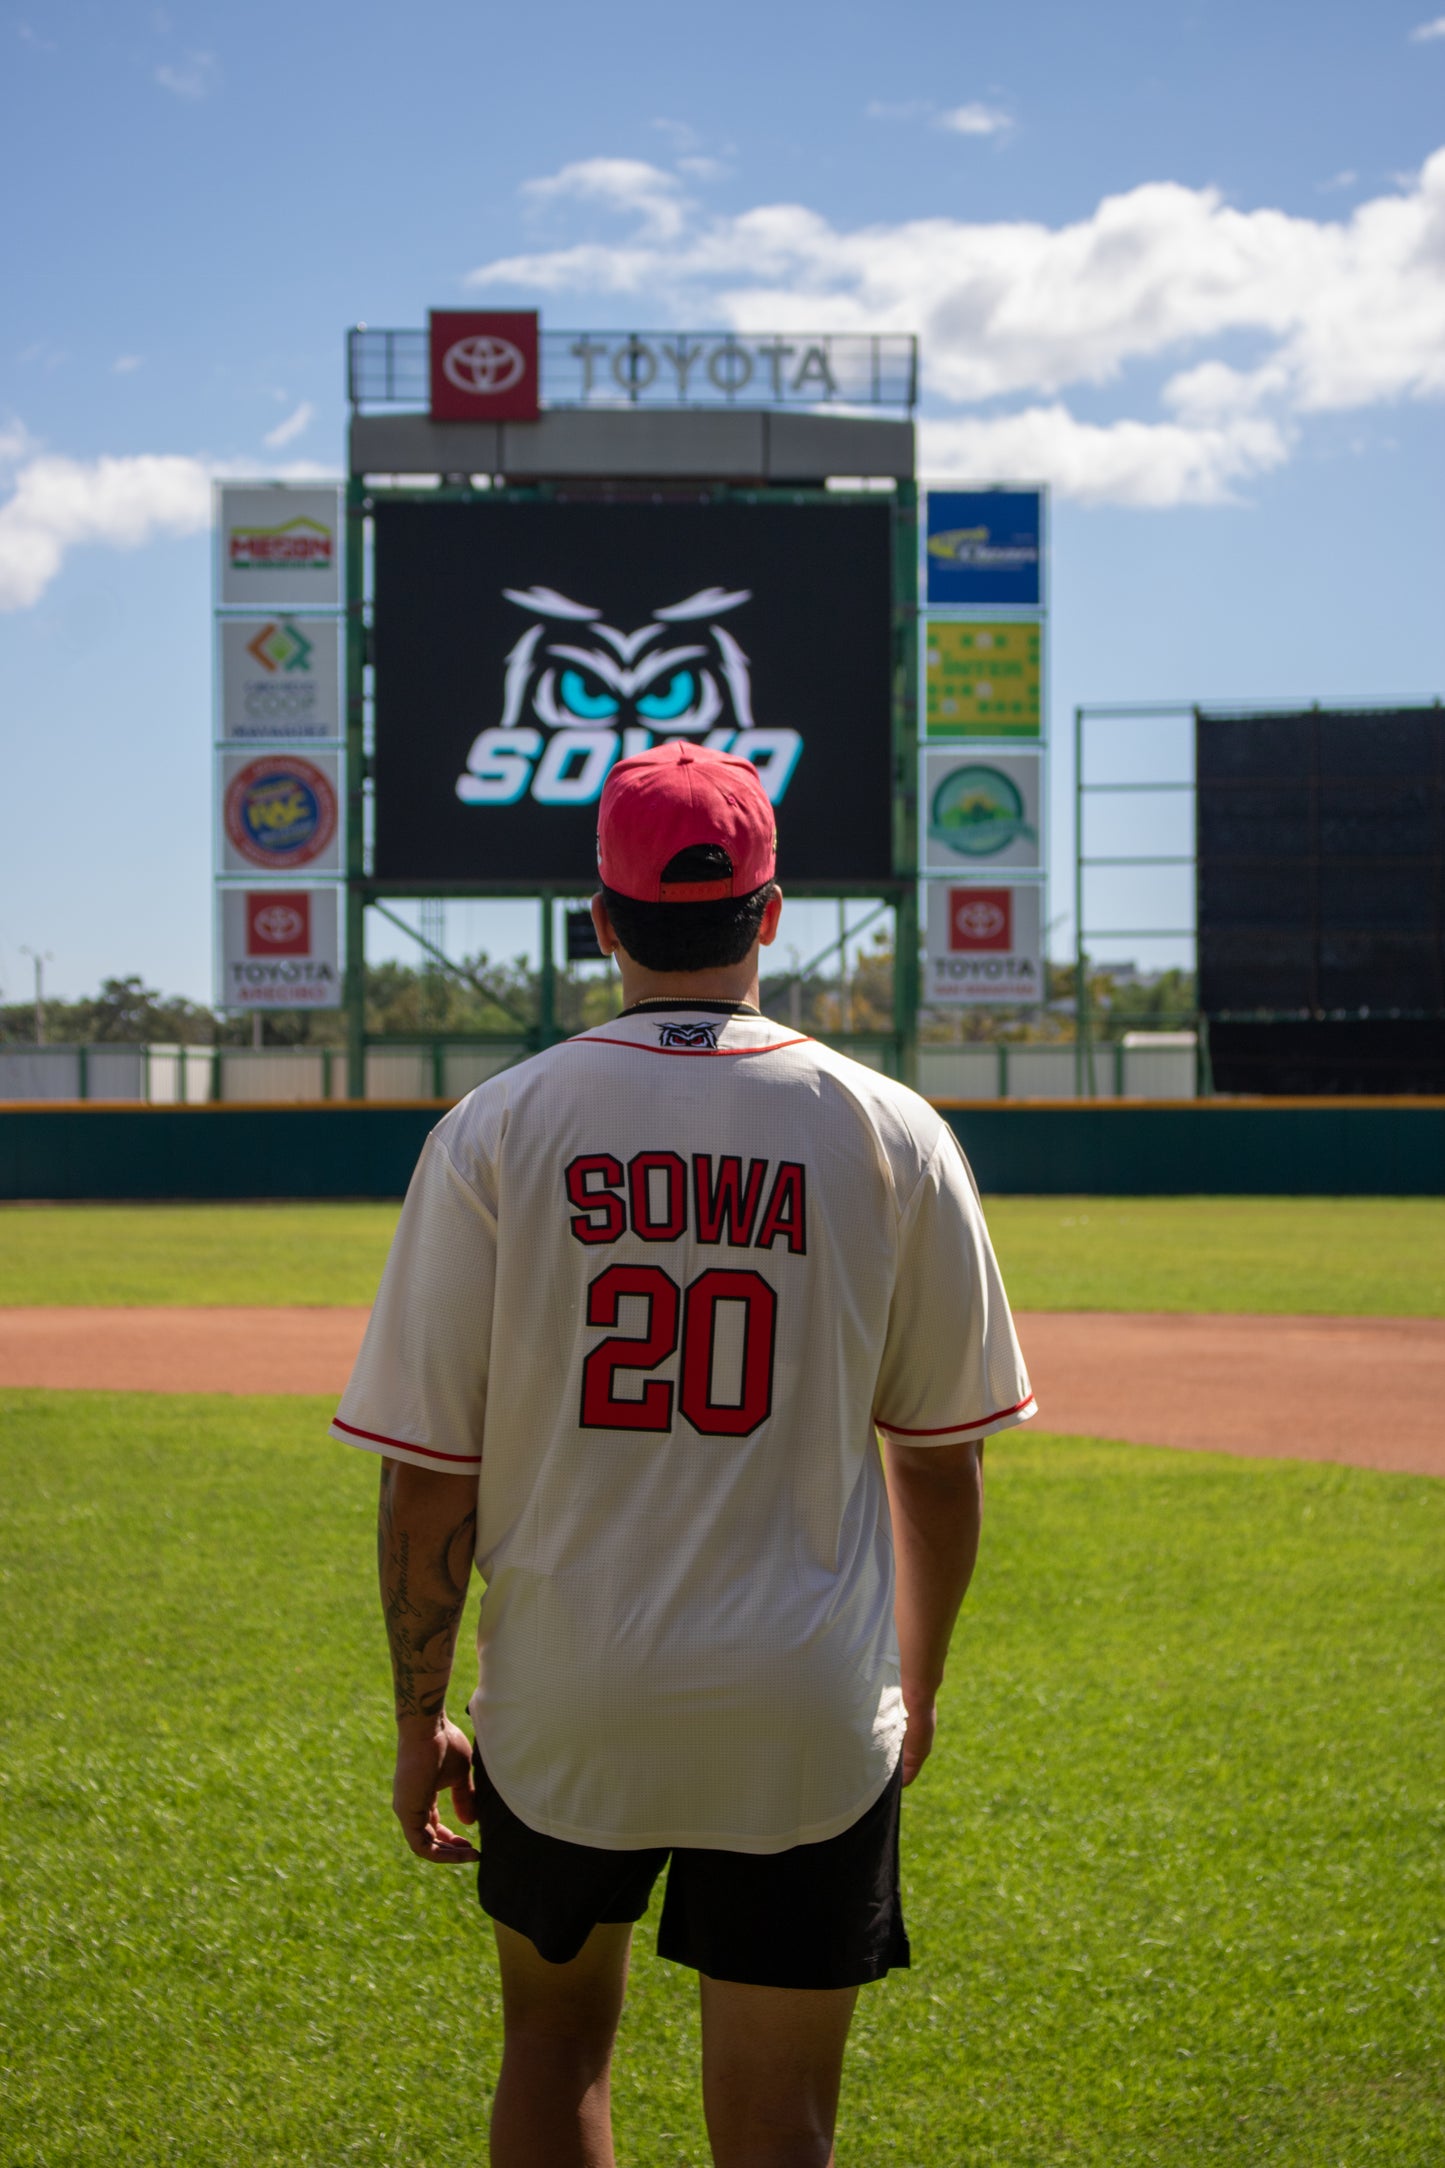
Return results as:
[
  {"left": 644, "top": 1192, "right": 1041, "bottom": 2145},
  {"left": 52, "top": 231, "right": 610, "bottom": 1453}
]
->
[
  {"left": 0, "top": 1043, "right": 532, "bottom": 1105},
  {"left": 0, "top": 1047, "right": 84, "bottom": 1099},
  {"left": 918, "top": 1041, "right": 1198, "bottom": 1102}
]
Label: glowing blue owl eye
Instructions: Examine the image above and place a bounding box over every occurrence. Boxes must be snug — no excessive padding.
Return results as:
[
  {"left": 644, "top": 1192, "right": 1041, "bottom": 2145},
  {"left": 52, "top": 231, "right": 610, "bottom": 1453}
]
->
[
  {"left": 637, "top": 672, "right": 697, "bottom": 721},
  {"left": 559, "top": 669, "right": 618, "bottom": 720}
]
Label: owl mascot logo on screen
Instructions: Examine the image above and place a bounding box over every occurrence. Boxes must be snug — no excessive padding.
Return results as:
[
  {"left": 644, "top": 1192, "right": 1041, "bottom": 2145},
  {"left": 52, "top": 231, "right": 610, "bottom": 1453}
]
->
[{"left": 456, "top": 585, "right": 803, "bottom": 809}]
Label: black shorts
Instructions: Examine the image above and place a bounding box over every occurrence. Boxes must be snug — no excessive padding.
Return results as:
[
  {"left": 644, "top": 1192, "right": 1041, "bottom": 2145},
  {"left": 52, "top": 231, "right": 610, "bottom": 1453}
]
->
[{"left": 471, "top": 1745, "right": 911, "bottom": 1991}]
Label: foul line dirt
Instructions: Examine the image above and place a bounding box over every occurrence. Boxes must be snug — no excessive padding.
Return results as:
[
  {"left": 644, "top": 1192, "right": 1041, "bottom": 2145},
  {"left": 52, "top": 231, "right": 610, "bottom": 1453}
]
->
[{"left": 0, "top": 1307, "right": 1441, "bottom": 1480}]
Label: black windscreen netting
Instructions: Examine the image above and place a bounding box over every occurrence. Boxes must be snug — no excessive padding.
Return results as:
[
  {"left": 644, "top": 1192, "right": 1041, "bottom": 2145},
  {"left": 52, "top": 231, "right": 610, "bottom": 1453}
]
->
[{"left": 1196, "top": 707, "right": 1445, "bottom": 1019}]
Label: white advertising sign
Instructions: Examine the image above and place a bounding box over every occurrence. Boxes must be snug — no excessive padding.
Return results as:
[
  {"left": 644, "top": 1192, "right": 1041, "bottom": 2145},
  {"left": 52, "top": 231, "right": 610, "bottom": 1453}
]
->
[
  {"left": 219, "top": 887, "right": 341, "bottom": 1009},
  {"left": 921, "top": 748, "right": 1043, "bottom": 873},
  {"left": 925, "top": 881, "right": 1043, "bottom": 1006},
  {"left": 220, "top": 616, "right": 341, "bottom": 740},
  {"left": 217, "top": 484, "right": 343, "bottom": 609},
  {"left": 218, "top": 748, "right": 343, "bottom": 876}
]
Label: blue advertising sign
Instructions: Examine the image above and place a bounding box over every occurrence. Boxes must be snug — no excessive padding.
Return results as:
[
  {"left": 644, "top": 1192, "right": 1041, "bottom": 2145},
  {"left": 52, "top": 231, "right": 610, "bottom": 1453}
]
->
[{"left": 925, "top": 490, "right": 1042, "bottom": 608}]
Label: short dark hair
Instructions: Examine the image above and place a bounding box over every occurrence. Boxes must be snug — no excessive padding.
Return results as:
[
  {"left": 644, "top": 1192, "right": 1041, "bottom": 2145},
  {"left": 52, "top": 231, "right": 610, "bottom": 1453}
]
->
[{"left": 602, "top": 846, "right": 777, "bottom": 974}]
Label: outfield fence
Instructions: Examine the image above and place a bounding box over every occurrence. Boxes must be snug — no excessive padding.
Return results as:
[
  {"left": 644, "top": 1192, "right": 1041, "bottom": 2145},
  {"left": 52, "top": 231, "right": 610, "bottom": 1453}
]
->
[{"left": 1, "top": 1034, "right": 1197, "bottom": 1106}]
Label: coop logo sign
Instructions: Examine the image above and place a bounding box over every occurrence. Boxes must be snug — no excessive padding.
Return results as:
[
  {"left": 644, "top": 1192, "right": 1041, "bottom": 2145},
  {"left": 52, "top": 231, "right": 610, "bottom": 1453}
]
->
[
  {"left": 247, "top": 620, "right": 312, "bottom": 674},
  {"left": 456, "top": 585, "right": 803, "bottom": 811},
  {"left": 430, "top": 310, "right": 540, "bottom": 422},
  {"left": 220, "top": 617, "right": 340, "bottom": 740}
]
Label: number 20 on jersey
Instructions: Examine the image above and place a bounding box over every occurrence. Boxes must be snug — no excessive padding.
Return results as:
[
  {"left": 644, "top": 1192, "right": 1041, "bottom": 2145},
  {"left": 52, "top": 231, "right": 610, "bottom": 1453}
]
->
[{"left": 566, "top": 1150, "right": 807, "bottom": 1441}]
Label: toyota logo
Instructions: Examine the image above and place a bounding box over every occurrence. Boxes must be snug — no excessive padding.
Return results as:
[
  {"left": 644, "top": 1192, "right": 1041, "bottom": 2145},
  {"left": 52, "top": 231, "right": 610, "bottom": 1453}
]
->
[
  {"left": 254, "top": 904, "right": 305, "bottom": 945},
  {"left": 442, "top": 334, "right": 526, "bottom": 397},
  {"left": 955, "top": 899, "right": 1007, "bottom": 941}
]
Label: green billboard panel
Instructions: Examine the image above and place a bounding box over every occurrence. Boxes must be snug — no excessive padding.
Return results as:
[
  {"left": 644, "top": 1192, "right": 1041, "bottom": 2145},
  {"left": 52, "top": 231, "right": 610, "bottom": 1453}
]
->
[{"left": 924, "top": 619, "right": 1041, "bottom": 738}]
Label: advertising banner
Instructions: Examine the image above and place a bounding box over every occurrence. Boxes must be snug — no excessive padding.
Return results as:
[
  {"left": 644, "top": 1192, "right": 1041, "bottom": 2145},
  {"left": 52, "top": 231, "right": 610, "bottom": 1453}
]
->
[
  {"left": 219, "top": 749, "right": 342, "bottom": 875},
  {"left": 219, "top": 616, "right": 341, "bottom": 740},
  {"left": 924, "top": 620, "right": 1041, "bottom": 738},
  {"left": 217, "top": 485, "right": 342, "bottom": 609},
  {"left": 219, "top": 887, "right": 341, "bottom": 1009},
  {"left": 925, "top": 489, "right": 1042, "bottom": 608},
  {"left": 430, "top": 310, "right": 540, "bottom": 423},
  {"left": 925, "top": 881, "right": 1042, "bottom": 1005},
  {"left": 921, "top": 749, "right": 1042, "bottom": 872},
  {"left": 371, "top": 496, "right": 896, "bottom": 885}
]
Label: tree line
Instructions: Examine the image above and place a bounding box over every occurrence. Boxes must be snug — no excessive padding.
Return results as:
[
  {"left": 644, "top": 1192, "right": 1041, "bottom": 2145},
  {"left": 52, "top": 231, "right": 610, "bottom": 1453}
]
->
[{"left": 1, "top": 948, "right": 1195, "bottom": 1048}]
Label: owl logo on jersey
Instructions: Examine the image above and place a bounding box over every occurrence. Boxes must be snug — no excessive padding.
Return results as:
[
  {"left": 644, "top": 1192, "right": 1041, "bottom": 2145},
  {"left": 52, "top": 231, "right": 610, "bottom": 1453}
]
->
[
  {"left": 658, "top": 1021, "right": 721, "bottom": 1050},
  {"left": 456, "top": 586, "right": 803, "bottom": 809}
]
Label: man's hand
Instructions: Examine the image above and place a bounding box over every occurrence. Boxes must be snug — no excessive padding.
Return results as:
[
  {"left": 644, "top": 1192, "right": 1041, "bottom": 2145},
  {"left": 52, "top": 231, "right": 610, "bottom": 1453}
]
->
[
  {"left": 884, "top": 1437, "right": 984, "bottom": 1789},
  {"left": 392, "top": 1715, "right": 480, "bottom": 1863},
  {"left": 377, "top": 1459, "right": 482, "bottom": 1861},
  {"left": 899, "top": 1682, "right": 938, "bottom": 1787}
]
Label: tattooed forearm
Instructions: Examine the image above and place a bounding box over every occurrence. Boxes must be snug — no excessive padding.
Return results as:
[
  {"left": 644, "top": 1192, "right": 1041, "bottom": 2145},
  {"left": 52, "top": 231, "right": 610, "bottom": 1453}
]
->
[{"left": 378, "top": 1459, "right": 478, "bottom": 1723}]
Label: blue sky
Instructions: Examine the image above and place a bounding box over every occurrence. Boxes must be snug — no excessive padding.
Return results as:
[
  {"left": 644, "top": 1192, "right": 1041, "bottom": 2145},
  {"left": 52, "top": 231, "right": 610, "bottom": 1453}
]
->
[{"left": 2, "top": 0, "right": 1442, "bottom": 1001}]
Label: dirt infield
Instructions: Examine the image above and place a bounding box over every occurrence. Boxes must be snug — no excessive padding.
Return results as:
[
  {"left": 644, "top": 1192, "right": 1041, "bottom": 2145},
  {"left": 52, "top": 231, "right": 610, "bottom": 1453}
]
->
[
  {"left": 2, "top": 1305, "right": 1441, "bottom": 1477},
  {"left": 0, "top": 1307, "right": 371, "bottom": 1398}
]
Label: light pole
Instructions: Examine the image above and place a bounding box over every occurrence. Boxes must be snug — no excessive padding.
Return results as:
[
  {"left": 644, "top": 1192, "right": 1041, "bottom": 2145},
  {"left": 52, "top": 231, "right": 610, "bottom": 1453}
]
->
[{"left": 19, "top": 947, "right": 52, "bottom": 1045}]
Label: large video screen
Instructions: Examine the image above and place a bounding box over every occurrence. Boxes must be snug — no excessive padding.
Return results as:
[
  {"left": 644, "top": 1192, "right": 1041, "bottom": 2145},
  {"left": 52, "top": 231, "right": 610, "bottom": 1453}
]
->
[
  {"left": 1197, "top": 707, "right": 1445, "bottom": 1016},
  {"left": 371, "top": 496, "right": 896, "bottom": 886}
]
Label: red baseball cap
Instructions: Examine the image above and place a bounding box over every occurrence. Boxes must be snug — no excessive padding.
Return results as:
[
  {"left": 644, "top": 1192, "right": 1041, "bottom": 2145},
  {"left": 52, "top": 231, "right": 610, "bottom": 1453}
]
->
[{"left": 597, "top": 742, "right": 777, "bottom": 902}]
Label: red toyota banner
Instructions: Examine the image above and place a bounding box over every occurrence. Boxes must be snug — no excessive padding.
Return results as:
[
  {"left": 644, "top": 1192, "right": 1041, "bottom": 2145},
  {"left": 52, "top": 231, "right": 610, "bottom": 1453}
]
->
[
  {"left": 246, "top": 892, "right": 312, "bottom": 957},
  {"left": 948, "top": 887, "right": 1013, "bottom": 951},
  {"left": 429, "top": 310, "right": 540, "bottom": 422}
]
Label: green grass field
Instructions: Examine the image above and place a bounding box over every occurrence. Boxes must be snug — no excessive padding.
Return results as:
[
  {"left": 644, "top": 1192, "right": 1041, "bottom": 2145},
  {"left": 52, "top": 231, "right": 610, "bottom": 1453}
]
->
[
  {"left": 1, "top": 1390, "right": 1440, "bottom": 2166},
  {"left": 3, "top": 1194, "right": 1443, "bottom": 1313}
]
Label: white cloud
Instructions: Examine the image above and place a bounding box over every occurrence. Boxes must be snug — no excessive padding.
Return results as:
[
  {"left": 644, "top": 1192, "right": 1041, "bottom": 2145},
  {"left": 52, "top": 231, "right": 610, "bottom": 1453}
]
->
[
  {"left": 469, "top": 149, "right": 1445, "bottom": 504},
  {"left": 519, "top": 157, "right": 690, "bottom": 242},
  {"left": 920, "top": 406, "right": 1289, "bottom": 507},
  {"left": 1160, "top": 358, "right": 1287, "bottom": 423},
  {"left": 1317, "top": 169, "right": 1358, "bottom": 193},
  {"left": 936, "top": 102, "right": 1013, "bottom": 138},
  {"left": 0, "top": 450, "right": 211, "bottom": 610},
  {"left": 264, "top": 400, "right": 315, "bottom": 449},
  {"left": 0, "top": 421, "right": 38, "bottom": 470},
  {"left": 0, "top": 439, "right": 338, "bottom": 610},
  {"left": 1409, "top": 15, "right": 1445, "bottom": 39},
  {"left": 112, "top": 355, "right": 143, "bottom": 375},
  {"left": 156, "top": 50, "right": 219, "bottom": 99}
]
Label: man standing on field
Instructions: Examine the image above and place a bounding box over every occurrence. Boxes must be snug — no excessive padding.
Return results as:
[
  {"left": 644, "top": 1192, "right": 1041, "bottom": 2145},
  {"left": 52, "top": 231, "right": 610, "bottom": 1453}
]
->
[{"left": 332, "top": 740, "right": 1035, "bottom": 2168}]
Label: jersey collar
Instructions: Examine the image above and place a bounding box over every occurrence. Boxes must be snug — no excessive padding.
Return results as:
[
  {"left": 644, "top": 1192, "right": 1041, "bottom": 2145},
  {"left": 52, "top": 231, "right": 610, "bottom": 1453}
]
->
[{"left": 618, "top": 998, "right": 762, "bottom": 1019}]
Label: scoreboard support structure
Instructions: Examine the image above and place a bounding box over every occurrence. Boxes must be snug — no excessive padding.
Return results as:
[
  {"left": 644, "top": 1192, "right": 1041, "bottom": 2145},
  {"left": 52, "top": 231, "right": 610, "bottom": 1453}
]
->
[{"left": 340, "top": 363, "right": 921, "bottom": 1101}]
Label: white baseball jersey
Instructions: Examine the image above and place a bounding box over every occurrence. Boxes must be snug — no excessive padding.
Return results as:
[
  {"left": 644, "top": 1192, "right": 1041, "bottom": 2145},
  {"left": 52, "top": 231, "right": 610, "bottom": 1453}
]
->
[{"left": 333, "top": 1005, "right": 1035, "bottom": 1853}]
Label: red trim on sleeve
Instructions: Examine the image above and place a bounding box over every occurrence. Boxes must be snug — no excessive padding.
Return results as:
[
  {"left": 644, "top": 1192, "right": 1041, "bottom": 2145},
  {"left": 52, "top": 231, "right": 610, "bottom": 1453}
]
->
[
  {"left": 876, "top": 1390, "right": 1037, "bottom": 1439},
  {"left": 331, "top": 1416, "right": 481, "bottom": 1464}
]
